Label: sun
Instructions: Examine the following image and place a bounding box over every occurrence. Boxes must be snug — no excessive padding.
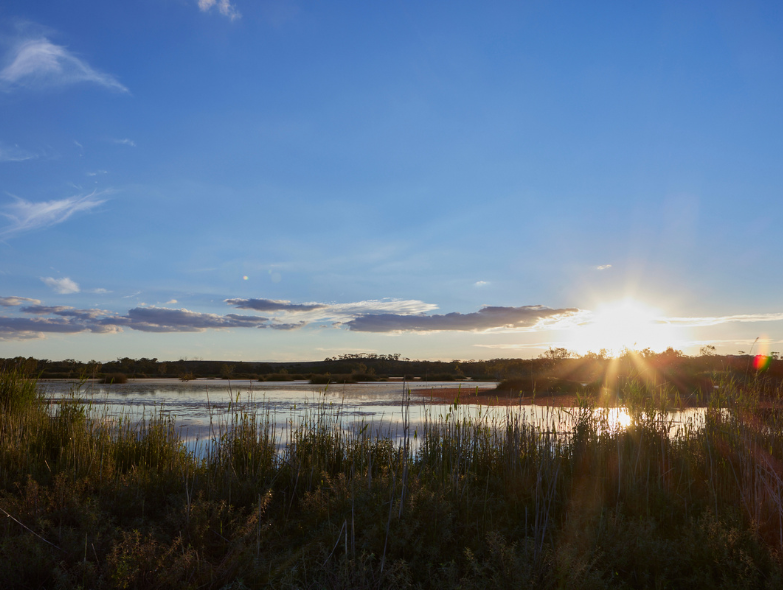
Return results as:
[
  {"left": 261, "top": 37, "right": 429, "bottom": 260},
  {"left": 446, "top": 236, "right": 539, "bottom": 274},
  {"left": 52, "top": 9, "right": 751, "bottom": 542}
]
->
[{"left": 568, "top": 298, "right": 677, "bottom": 356}]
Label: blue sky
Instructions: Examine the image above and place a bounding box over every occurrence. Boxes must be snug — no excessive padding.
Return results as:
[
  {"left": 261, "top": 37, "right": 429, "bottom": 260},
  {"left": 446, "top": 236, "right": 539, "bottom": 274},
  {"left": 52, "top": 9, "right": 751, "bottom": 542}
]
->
[{"left": 1, "top": 0, "right": 782, "bottom": 362}]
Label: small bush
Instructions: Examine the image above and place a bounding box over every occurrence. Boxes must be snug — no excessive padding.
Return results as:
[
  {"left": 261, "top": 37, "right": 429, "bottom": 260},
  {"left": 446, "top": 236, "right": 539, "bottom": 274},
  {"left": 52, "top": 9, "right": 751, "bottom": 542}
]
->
[
  {"left": 262, "top": 373, "right": 295, "bottom": 381},
  {"left": 101, "top": 372, "right": 128, "bottom": 384}
]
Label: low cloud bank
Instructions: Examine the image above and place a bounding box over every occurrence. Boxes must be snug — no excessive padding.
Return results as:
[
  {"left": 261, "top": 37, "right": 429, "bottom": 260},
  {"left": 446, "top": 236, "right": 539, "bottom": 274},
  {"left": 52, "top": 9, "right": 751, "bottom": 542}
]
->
[
  {"left": 225, "top": 298, "right": 326, "bottom": 313},
  {"left": 0, "top": 295, "right": 585, "bottom": 340},
  {"left": 106, "top": 307, "right": 269, "bottom": 333},
  {"left": 0, "top": 296, "right": 41, "bottom": 307},
  {"left": 344, "top": 305, "right": 578, "bottom": 333}
]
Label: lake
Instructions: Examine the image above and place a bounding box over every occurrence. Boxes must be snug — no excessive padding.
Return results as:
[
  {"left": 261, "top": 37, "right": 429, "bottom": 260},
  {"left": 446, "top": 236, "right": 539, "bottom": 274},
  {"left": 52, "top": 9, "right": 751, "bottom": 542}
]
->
[{"left": 41, "top": 378, "right": 708, "bottom": 451}]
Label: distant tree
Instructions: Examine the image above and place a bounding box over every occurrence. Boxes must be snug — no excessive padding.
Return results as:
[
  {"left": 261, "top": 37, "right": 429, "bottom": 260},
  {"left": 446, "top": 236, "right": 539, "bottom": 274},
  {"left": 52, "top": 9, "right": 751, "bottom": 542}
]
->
[
  {"left": 86, "top": 360, "right": 102, "bottom": 379},
  {"left": 540, "top": 348, "right": 575, "bottom": 361}
]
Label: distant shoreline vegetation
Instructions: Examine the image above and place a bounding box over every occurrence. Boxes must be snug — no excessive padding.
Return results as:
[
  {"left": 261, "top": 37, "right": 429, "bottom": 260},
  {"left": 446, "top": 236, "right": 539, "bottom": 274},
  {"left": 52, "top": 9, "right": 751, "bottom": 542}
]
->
[{"left": 10, "top": 347, "right": 783, "bottom": 398}]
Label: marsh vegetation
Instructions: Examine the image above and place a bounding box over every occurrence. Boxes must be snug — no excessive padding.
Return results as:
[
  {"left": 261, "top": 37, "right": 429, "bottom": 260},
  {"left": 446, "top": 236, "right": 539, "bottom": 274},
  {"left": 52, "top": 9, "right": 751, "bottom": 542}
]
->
[{"left": 1, "top": 360, "right": 783, "bottom": 588}]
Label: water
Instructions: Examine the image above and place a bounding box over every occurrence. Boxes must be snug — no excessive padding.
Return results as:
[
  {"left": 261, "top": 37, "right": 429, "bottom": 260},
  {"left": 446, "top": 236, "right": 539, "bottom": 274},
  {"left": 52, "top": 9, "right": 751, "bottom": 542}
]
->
[
  {"left": 41, "top": 378, "right": 708, "bottom": 451},
  {"left": 42, "top": 379, "right": 495, "bottom": 441}
]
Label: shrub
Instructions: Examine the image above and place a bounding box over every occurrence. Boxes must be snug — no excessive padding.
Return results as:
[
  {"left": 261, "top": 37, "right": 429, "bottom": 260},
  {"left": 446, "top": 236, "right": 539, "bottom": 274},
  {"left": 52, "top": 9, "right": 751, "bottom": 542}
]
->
[
  {"left": 101, "top": 372, "right": 128, "bottom": 384},
  {"left": 262, "top": 373, "right": 296, "bottom": 381}
]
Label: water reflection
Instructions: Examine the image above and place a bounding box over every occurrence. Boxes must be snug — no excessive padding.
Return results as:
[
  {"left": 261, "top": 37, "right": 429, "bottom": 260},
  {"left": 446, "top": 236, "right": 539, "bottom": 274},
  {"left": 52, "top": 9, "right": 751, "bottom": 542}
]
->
[{"left": 42, "top": 379, "right": 708, "bottom": 452}]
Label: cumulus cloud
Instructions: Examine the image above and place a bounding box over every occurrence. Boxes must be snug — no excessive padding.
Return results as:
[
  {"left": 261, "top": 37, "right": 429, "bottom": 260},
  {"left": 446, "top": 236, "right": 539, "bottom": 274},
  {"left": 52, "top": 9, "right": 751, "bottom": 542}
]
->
[
  {"left": 0, "top": 37, "right": 128, "bottom": 92},
  {"left": 596, "top": 264, "right": 612, "bottom": 271},
  {"left": 344, "top": 305, "right": 580, "bottom": 333},
  {"left": 474, "top": 281, "right": 489, "bottom": 287},
  {"left": 0, "top": 192, "right": 106, "bottom": 239},
  {"left": 0, "top": 141, "right": 36, "bottom": 162},
  {"left": 41, "top": 277, "right": 80, "bottom": 294},
  {"left": 165, "top": 299, "right": 178, "bottom": 305},
  {"left": 198, "top": 0, "right": 241, "bottom": 20}
]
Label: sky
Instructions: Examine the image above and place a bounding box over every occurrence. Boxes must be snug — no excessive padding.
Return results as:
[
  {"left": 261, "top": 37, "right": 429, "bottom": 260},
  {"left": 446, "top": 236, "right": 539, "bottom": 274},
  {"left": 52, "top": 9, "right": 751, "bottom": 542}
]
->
[{"left": 1, "top": 0, "right": 782, "bottom": 362}]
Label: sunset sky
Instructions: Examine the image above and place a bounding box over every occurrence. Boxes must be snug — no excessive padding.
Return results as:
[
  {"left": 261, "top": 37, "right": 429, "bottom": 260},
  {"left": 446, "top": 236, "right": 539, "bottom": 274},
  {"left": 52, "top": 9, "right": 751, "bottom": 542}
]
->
[{"left": 1, "top": 0, "right": 782, "bottom": 362}]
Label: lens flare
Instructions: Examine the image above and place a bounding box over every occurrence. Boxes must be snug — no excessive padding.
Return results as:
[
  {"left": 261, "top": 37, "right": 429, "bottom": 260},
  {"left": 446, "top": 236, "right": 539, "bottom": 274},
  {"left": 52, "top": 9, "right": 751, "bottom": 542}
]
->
[
  {"left": 242, "top": 275, "right": 249, "bottom": 281},
  {"left": 754, "top": 355, "right": 771, "bottom": 371}
]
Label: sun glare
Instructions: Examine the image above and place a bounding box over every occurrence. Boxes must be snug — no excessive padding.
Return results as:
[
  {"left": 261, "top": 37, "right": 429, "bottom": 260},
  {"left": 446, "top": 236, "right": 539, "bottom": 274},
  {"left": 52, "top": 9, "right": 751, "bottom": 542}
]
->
[{"left": 569, "top": 299, "right": 678, "bottom": 356}]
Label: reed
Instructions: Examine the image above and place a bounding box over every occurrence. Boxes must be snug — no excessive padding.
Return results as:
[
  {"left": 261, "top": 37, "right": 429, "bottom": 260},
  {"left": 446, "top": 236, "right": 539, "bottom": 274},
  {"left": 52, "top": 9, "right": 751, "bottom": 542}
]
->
[{"left": 0, "top": 362, "right": 781, "bottom": 588}]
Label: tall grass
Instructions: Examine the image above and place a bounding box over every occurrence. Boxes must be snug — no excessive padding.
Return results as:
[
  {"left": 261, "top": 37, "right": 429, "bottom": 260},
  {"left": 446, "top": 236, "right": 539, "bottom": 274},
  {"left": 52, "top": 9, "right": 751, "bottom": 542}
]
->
[{"left": 0, "top": 363, "right": 782, "bottom": 588}]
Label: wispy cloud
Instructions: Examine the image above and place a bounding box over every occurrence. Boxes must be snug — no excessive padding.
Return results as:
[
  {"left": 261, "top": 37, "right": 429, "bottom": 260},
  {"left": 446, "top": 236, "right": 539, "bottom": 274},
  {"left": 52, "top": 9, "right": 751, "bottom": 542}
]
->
[
  {"left": 474, "top": 342, "right": 560, "bottom": 350},
  {"left": 659, "top": 313, "right": 783, "bottom": 327},
  {"left": 0, "top": 141, "right": 36, "bottom": 162},
  {"left": 86, "top": 170, "right": 107, "bottom": 177},
  {"left": 198, "top": 0, "right": 241, "bottom": 20},
  {"left": 0, "top": 191, "right": 106, "bottom": 238},
  {"left": 111, "top": 138, "right": 135, "bottom": 147},
  {"left": 41, "top": 277, "right": 80, "bottom": 294},
  {"left": 0, "top": 37, "right": 128, "bottom": 92},
  {"left": 474, "top": 281, "right": 489, "bottom": 287},
  {"left": 596, "top": 264, "right": 612, "bottom": 271},
  {"left": 0, "top": 296, "right": 40, "bottom": 307}
]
